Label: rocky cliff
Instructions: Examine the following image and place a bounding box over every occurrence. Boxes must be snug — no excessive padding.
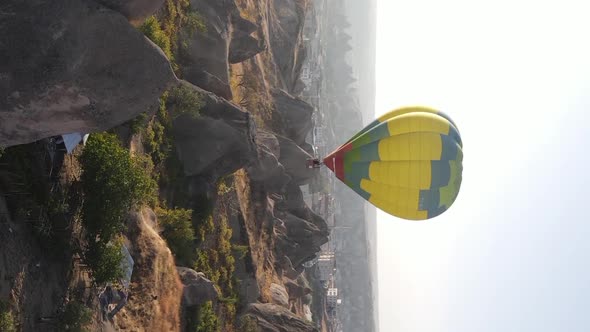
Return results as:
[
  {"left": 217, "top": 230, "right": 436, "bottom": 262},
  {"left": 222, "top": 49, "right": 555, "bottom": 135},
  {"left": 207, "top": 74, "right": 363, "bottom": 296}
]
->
[
  {"left": 0, "top": 0, "right": 327, "bottom": 331},
  {"left": 0, "top": 0, "right": 176, "bottom": 147}
]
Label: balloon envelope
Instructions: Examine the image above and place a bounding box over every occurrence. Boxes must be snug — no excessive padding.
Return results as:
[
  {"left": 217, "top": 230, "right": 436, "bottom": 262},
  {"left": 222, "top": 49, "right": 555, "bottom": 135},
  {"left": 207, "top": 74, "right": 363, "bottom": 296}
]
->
[{"left": 323, "top": 106, "right": 463, "bottom": 220}]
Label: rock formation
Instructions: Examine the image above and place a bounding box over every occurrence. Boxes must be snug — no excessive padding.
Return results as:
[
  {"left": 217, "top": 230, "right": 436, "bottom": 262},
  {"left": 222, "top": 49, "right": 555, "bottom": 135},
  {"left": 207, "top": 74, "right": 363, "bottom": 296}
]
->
[
  {"left": 269, "top": 283, "right": 290, "bottom": 308},
  {"left": 275, "top": 255, "right": 305, "bottom": 280},
  {"left": 247, "top": 131, "right": 292, "bottom": 193},
  {"left": 281, "top": 182, "right": 328, "bottom": 234},
  {"left": 275, "top": 135, "right": 316, "bottom": 186},
  {"left": 96, "top": 0, "right": 165, "bottom": 24},
  {"left": 179, "top": 0, "right": 264, "bottom": 97},
  {"left": 274, "top": 211, "right": 328, "bottom": 269},
  {"left": 268, "top": 0, "right": 308, "bottom": 92},
  {"left": 271, "top": 89, "right": 314, "bottom": 147},
  {"left": 170, "top": 82, "right": 257, "bottom": 179},
  {"left": 241, "top": 303, "right": 319, "bottom": 332},
  {"left": 177, "top": 267, "right": 220, "bottom": 307},
  {"left": 0, "top": 0, "right": 177, "bottom": 147},
  {"left": 229, "top": 13, "right": 266, "bottom": 64},
  {"left": 284, "top": 279, "right": 312, "bottom": 303}
]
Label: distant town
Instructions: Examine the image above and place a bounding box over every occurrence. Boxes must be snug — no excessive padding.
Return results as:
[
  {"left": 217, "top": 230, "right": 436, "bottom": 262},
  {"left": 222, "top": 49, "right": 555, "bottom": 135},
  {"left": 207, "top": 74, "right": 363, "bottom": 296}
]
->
[{"left": 299, "top": 1, "right": 377, "bottom": 331}]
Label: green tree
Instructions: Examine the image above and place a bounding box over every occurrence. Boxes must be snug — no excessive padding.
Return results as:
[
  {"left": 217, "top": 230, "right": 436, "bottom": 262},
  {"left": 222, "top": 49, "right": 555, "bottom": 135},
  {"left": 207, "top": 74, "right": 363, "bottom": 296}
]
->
[
  {"left": 79, "top": 133, "right": 155, "bottom": 241},
  {"left": 195, "top": 301, "right": 219, "bottom": 332},
  {"left": 139, "top": 16, "right": 173, "bottom": 60},
  {"left": 85, "top": 238, "right": 124, "bottom": 285},
  {"left": 79, "top": 133, "right": 154, "bottom": 284},
  {"left": 156, "top": 207, "right": 196, "bottom": 266},
  {"left": 185, "top": 11, "right": 207, "bottom": 36},
  {"left": 57, "top": 301, "right": 92, "bottom": 332},
  {"left": 167, "top": 84, "right": 204, "bottom": 119}
]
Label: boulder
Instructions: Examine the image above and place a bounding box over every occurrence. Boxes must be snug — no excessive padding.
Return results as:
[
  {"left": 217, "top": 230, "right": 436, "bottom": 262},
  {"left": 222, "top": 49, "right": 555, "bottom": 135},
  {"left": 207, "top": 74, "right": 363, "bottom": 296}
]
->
[
  {"left": 247, "top": 144, "right": 291, "bottom": 194},
  {"left": 238, "top": 278, "right": 261, "bottom": 304},
  {"left": 179, "top": 70, "right": 232, "bottom": 100},
  {"left": 267, "top": 0, "right": 308, "bottom": 92},
  {"left": 256, "top": 131, "right": 281, "bottom": 157},
  {"left": 284, "top": 279, "right": 312, "bottom": 301},
  {"left": 170, "top": 82, "right": 257, "bottom": 179},
  {"left": 247, "top": 131, "right": 291, "bottom": 193},
  {"left": 0, "top": 0, "right": 176, "bottom": 147},
  {"left": 177, "top": 267, "right": 220, "bottom": 307},
  {"left": 229, "top": 12, "right": 265, "bottom": 64},
  {"left": 274, "top": 211, "right": 328, "bottom": 268},
  {"left": 282, "top": 182, "right": 328, "bottom": 234},
  {"left": 179, "top": 0, "right": 232, "bottom": 91},
  {"left": 229, "top": 35, "right": 265, "bottom": 64},
  {"left": 269, "top": 283, "right": 289, "bottom": 308},
  {"left": 241, "top": 303, "right": 319, "bottom": 332},
  {"left": 275, "top": 255, "right": 304, "bottom": 280},
  {"left": 96, "top": 0, "right": 165, "bottom": 24},
  {"left": 271, "top": 89, "right": 314, "bottom": 146},
  {"left": 231, "top": 12, "right": 258, "bottom": 36},
  {"left": 275, "top": 136, "right": 316, "bottom": 185}
]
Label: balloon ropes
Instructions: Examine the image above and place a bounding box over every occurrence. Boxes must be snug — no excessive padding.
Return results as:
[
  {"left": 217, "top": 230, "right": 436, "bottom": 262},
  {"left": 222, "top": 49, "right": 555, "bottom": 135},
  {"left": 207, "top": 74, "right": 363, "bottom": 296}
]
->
[{"left": 319, "top": 106, "right": 463, "bottom": 221}]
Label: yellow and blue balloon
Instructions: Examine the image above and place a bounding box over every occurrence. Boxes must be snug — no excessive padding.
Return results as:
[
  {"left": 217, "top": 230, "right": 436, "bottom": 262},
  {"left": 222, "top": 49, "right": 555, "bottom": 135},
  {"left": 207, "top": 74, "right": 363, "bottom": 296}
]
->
[{"left": 323, "top": 106, "right": 463, "bottom": 220}]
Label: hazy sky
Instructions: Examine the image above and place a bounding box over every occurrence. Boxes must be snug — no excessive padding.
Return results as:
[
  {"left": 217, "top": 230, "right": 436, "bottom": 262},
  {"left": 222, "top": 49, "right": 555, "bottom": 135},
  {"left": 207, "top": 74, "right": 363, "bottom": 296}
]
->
[{"left": 375, "top": 1, "right": 590, "bottom": 332}]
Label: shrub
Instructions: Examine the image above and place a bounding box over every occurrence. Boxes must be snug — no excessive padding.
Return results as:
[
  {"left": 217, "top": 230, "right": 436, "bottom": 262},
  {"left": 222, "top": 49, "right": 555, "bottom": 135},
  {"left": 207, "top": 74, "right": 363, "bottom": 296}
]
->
[
  {"left": 0, "top": 301, "right": 16, "bottom": 332},
  {"left": 79, "top": 133, "right": 156, "bottom": 241},
  {"left": 145, "top": 119, "right": 168, "bottom": 164},
  {"left": 232, "top": 244, "right": 249, "bottom": 259},
  {"left": 156, "top": 207, "right": 196, "bottom": 266},
  {"left": 167, "top": 85, "right": 204, "bottom": 119},
  {"left": 127, "top": 112, "right": 150, "bottom": 135},
  {"left": 85, "top": 238, "right": 124, "bottom": 285},
  {"left": 57, "top": 301, "right": 92, "bottom": 332},
  {"left": 195, "top": 301, "right": 219, "bottom": 332},
  {"left": 139, "top": 16, "right": 173, "bottom": 60},
  {"left": 185, "top": 11, "right": 206, "bottom": 36},
  {"left": 216, "top": 176, "right": 234, "bottom": 196}
]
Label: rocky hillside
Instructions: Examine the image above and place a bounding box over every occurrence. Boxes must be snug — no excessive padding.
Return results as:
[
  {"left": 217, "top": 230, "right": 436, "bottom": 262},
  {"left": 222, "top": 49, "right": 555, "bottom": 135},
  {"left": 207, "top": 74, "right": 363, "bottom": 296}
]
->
[
  {"left": 115, "top": 208, "right": 183, "bottom": 332},
  {"left": 0, "top": 0, "right": 328, "bottom": 331}
]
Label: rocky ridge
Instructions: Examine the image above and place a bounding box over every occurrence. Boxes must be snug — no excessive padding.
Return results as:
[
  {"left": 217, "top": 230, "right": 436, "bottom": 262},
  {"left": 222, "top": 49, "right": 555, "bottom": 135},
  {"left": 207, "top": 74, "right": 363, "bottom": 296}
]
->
[{"left": 0, "top": 0, "right": 324, "bottom": 331}]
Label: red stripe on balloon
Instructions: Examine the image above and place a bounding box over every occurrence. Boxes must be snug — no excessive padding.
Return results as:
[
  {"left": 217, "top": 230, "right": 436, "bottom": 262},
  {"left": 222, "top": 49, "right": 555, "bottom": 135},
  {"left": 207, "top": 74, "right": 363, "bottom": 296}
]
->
[{"left": 323, "top": 143, "right": 353, "bottom": 180}]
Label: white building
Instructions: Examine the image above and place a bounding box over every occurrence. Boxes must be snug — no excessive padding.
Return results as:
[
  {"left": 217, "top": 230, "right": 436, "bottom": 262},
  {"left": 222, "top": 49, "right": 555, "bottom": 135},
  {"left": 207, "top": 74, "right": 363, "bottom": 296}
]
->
[{"left": 327, "top": 288, "right": 339, "bottom": 308}]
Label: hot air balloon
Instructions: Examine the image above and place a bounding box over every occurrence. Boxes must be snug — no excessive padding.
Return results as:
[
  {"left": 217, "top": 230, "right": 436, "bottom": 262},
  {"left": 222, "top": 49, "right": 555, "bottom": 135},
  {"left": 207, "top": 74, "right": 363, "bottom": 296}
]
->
[{"left": 316, "top": 106, "right": 463, "bottom": 220}]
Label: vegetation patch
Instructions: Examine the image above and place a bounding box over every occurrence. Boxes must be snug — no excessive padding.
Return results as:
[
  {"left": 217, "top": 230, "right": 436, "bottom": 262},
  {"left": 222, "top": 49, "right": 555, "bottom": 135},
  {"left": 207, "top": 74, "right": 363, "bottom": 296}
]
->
[
  {"left": 79, "top": 133, "right": 156, "bottom": 284},
  {"left": 83, "top": 236, "right": 125, "bottom": 285},
  {"left": 139, "top": 16, "right": 173, "bottom": 60},
  {"left": 157, "top": 207, "right": 196, "bottom": 266},
  {"left": 137, "top": 86, "right": 203, "bottom": 209},
  {"left": 193, "top": 216, "right": 239, "bottom": 330},
  {"left": 57, "top": 301, "right": 93, "bottom": 332},
  {"left": 139, "top": 0, "right": 206, "bottom": 72},
  {"left": 167, "top": 84, "right": 205, "bottom": 120},
  {"left": 186, "top": 301, "right": 220, "bottom": 332},
  {"left": 0, "top": 301, "right": 16, "bottom": 332},
  {"left": 79, "top": 133, "right": 156, "bottom": 241}
]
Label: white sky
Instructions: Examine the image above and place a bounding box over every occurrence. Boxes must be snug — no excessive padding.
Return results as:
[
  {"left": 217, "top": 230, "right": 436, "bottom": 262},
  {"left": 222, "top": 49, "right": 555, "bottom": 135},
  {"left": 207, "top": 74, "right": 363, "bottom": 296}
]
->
[{"left": 375, "top": 1, "right": 590, "bottom": 331}]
